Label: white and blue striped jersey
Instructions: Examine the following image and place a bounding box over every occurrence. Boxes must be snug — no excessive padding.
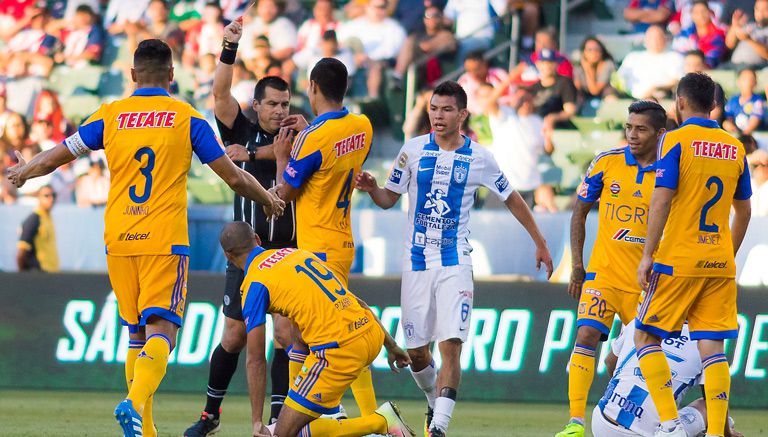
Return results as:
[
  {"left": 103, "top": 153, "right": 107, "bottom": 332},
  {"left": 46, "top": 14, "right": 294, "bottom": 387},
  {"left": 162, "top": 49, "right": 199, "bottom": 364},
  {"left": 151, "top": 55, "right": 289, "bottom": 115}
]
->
[
  {"left": 598, "top": 324, "right": 702, "bottom": 437},
  {"left": 384, "top": 133, "right": 514, "bottom": 271}
]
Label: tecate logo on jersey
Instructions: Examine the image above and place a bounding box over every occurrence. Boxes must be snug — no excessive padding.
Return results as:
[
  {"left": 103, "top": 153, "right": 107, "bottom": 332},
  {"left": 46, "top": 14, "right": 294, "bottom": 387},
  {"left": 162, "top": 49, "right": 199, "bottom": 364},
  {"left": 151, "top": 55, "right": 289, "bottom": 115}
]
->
[
  {"left": 118, "top": 232, "right": 150, "bottom": 241},
  {"left": 116, "top": 111, "right": 176, "bottom": 129},
  {"left": 612, "top": 229, "right": 646, "bottom": 244},
  {"left": 258, "top": 248, "right": 296, "bottom": 270},
  {"left": 333, "top": 132, "right": 366, "bottom": 158},
  {"left": 696, "top": 260, "right": 728, "bottom": 269},
  {"left": 691, "top": 140, "right": 738, "bottom": 161}
]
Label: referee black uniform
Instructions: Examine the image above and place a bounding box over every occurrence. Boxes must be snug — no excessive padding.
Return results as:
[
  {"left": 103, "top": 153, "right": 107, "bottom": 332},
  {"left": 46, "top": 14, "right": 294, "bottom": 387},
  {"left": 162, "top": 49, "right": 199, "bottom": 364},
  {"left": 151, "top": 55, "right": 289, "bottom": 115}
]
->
[{"left": 216, "top": 108, "right": 296, "bottom": 321}]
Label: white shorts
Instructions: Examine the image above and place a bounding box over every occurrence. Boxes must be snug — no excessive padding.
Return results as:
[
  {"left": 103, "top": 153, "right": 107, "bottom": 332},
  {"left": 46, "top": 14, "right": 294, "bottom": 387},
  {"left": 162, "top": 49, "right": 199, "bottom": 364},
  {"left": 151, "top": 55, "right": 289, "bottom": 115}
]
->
[
  {"left": 591, "top": 406, "right": 706, "bottom": 437},
  {"left": 400, "top": 264, "right": 473, "bottom": 349}
]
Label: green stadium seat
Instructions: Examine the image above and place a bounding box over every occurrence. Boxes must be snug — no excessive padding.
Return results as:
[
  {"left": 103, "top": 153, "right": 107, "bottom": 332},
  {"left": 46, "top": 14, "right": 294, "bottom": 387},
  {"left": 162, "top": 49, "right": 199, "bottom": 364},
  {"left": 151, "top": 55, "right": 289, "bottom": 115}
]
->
[
  {"left": 597, "top": 99, "right": 634, "bottom": 124},
  {"left": 708, "top": 70, "right": 738, "bottom": 97},
  {"left": 550, "top": 129, "right": 590, "bottom": 191},
  {"left": 61, "top": 94, "right": 101, "bottom": 125},
  {"left": 596, "top": 35, "right": 640, "bottom": 63},
  {"left": 48, "top": 65, "right": 103, "bottom": 97}
]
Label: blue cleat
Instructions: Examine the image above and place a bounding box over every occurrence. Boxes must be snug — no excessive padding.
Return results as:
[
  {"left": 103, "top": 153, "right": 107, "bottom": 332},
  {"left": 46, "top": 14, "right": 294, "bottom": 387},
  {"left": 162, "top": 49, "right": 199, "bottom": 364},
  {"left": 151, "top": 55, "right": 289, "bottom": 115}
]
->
[{"left": 115, "top": 399, "right": 143, "bottom": 437}]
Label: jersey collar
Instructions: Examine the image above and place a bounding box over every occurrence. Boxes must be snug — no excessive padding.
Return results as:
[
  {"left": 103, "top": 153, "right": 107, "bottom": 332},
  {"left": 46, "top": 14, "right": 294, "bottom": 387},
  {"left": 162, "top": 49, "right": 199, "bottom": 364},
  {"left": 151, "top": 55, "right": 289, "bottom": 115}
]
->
[
  {"left": 427, "top": 132, "right": 472, "bottom": 152},
  {"left": 679, "top": 117, "right": 720, "bottom": 129},
  {"left": 311, "top": 107, "right": 349, "bottom": 126},
  {"left": 624, "top": 146, "right": 656, "bottom": 172},
  {"left": 132, "top": 87, "right": 171, "bottom": 97},
  {"left": 244, "top": 246, "right": 267, "bottom": 272}
]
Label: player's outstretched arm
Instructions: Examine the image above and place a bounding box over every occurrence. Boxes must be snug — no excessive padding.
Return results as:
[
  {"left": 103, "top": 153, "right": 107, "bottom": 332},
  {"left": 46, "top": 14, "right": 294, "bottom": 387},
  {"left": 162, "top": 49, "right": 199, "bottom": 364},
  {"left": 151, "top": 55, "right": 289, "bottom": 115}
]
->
[
  {"left": 212, "top": 20, "right": 244, "bottom": 129},
  {"left": 731, "top": 199, "right": 751, "bottom": 255},
  {"left": 246, "top": 324, "right": 271, "bottom": 437},
  {"left": 569, "top": 199, "right": 594, "bottom": 299},
  {"left": 504, "top": 191, "right": 554, "bottom": 279},
  {"left": 208, "top": 154, "right": 285, "bottom": 217},
  {"left": 355, "top": 297, "right": 412, "bottom": 371},
  {"left": 6, "top": 145, "right": 76, "bottom": 188},
  {"left": 354, "top": 171, "right": 401, "bottom": 209},
  {"left": 638, "top": 187, "right": 674, "bottom": 290}
]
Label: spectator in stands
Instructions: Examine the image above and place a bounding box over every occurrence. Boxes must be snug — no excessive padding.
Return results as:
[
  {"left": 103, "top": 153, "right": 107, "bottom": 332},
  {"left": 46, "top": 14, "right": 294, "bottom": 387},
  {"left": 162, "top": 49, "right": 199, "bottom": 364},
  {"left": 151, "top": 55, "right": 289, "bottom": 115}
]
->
[
  {"left": 169, "top": 0, "right": 204, "bottom": 32},
  {"left": 298, "top": 30, "right": 356, "bottom": 87},
  {"left": 182, "top": 1, "right": 225, "bottom": 68},
  {"left": 740, "top": 134, "right": 758, "bottom": 155},
  {"left": 29, "top": 119, "right": 56, "bottom": 151},
  {"left": 667, "top": 0, "right": 725, "bottom": 35},
  {"left": 0, "top": 1, "right": 41, "bottom": 42},
  {"left": 15, "top": 142, "right": 51, "bottom": 204},
  {"left": 749, "top": 149, "right": 768, "bottom": 216},
  {"left": 338, "top": 0, "right": 406, "bottom": 99},
  {"left": 76, "top": 158, "right": 109, "bottom": 208},
  {"left": 0, "top": 88, "right": 11, "bottom": 137},
  {"left": 0, "top": 112, "right": 29, "bottom": 160},
  {"left": 443, "top": 0, "right": 508, "bottom": 62},
  {"left": 528, "top": 49, "right": 577, "bottom": 137},
  {"left": 292, "top": 0, "right": 339, "bottom": 74},
  {"left": 683, "top": 50, "right": 724, "bottom": 123},
  {"left": 511, "top": 26, "right": 573, "bottom": 86},
  {"left": 243, "top": 35, "right": 278, "bottom": 79},
  {"left": 16, "top": 185, "right": 59, "bottom": 272},
  {"left": 726, "top": 0, "right": 768, "bottom": 68},
  {"left": 616, "top": 25, "right": 684, "bottom": 99},
  {"left": 672, "top": 0, "right": 726, "bottom": 67},
  {"left": 1, "top": 6, "right": 56, "bottom": 77},
  {"left": 458, "top": 51, "right": 511, "bottom": 115},
  {"left": 391, "top": 5, "right": 457, "bottom": 88},
  {"left": 723, "top": 68, "right": 766, "bottom": 136},
  {"left": 624, "top": 0, "right": 673, "bottom": 34},
  {"left": 137, "top": 0, "right": 185, "bottom": 55},
  {"left": 230, "top": 60, "right": 259, "bottom": 110},
  {"left": 105, "top": 0, "right": 151, "bottom": 36},
  {"left": 241, "top": 0, "right": 298, "bottom": 64},
  {"left": 53, "top": 5, "right": 104, "bottom": 68},
  {"left": 477, "top": 83, "right": 557, "bottom": 212},
  {"left": 392, "top": 0, "right": 426, "bottom": 34},
  {"left": 194, "top": 53, "right": 217, "bottom": 104},
  {"left": 50, "top": 161, "right": 77, "bottom": 204},
  {"left": 32, "top": 90, "right": 68, "bottom": 144},
  {"left": 573, "top": 36, "right": 618, "bottom": 116}
]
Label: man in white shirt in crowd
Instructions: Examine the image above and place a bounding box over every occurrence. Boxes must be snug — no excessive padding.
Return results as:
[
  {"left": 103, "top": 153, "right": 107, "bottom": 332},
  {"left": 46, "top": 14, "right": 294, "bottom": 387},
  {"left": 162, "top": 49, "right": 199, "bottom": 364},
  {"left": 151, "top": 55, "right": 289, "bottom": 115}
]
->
[
  {"left": 617, "top": 25, "right": 684, "bottom": 99},
  {"left": 337, "top": 0, "right": 405, "bottom": 99},
  {"left": 444, "top": 0, "right": 508, "bottom": 61},
  {"left": 241, "top": 0, "right": 297, "bottom": 64}
]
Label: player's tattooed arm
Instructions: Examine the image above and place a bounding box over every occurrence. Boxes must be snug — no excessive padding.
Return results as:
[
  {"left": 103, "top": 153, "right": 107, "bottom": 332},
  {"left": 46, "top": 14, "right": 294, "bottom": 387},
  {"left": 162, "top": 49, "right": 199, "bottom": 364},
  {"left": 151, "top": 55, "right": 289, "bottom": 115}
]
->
[
  {"left": 355, "top": 297, "right": 412, "bottom": 372},
  {"left": 504, "top": 191, "right": 554, "bottom": 279},
  {"left": 568, "top": 199, "right": 594, "bottom": 299},
  {"left": 245, "top": 324, "right": 270, "bottom": 436}
]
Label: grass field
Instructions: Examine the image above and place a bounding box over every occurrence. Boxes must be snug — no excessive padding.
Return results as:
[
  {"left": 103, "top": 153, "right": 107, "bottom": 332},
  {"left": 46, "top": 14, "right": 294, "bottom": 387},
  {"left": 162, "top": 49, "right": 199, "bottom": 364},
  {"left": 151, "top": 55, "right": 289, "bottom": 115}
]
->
[{"left": 3, "top": 390, "right": 767, "bottom": 436}]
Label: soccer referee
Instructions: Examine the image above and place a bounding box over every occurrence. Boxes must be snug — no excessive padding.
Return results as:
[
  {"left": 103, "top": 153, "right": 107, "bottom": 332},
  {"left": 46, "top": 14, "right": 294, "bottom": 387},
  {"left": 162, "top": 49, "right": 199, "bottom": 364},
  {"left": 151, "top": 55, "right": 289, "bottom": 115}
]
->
[{"left": 184, "top": 20, "right": 296, "bottom": 437}]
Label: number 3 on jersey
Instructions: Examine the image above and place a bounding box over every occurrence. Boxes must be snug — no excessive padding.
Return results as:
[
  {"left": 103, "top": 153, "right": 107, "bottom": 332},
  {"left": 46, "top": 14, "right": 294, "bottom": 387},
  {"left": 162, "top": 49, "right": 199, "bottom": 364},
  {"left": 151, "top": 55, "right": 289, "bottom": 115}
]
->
[
  {"left": 336, "top": 168, "right": 354, "bottom": 216},
  {"left": 129, "top": 147, "right": 155, "bottom": 204}
]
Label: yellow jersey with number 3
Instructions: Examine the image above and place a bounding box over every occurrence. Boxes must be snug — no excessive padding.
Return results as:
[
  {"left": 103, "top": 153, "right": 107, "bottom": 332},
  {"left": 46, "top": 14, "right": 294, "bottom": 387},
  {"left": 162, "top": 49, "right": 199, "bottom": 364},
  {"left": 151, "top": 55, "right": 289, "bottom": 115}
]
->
[
  {"left": 653, "top": 117, "right": 751, "bottom": 278},
  {"left": 240, "top": 246, "right": 375, "bottom": 350},
  {"left": 283, "top": 108, "right": 372, "bottom": 264},
  {"left": 63, "top": 88, "right": 224, "bottom": 256}
]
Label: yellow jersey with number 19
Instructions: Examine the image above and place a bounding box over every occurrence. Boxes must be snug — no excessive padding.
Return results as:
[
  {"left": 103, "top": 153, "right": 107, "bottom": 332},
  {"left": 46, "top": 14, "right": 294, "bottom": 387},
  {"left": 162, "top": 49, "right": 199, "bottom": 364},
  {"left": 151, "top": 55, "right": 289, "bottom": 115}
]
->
[
  {"left": 283, "top": 108, "right": 372, "bottom": 267},
  {"left": 653, "top": 117, "right": 752, "bottom": 278},
  {"left": 63, "top": 88, "right": 224, "bottom": 256}
]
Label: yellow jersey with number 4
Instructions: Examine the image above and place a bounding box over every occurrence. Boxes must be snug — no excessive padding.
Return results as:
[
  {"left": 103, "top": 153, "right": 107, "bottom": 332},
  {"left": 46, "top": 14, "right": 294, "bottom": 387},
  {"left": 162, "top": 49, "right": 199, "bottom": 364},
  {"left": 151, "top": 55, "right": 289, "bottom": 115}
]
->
[
  {"left": 653, "top": 117, "right": 751, "bottom": 278},
  {"left": 64, "top": 88, "right": 224, "bottom": 256},
  {"left": 240, "top": 246, "right": 375, "bottom": 351},
  {"left": 283, "top": 108, "right": 372, "bottom": 264}
]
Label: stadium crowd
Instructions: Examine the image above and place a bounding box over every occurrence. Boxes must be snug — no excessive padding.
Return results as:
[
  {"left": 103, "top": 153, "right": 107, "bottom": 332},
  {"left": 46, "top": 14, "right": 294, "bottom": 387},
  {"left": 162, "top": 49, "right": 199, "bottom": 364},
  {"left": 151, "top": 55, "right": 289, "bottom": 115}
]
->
[{"left": 0, "top": 0, "right": 767, "bottom": 215}]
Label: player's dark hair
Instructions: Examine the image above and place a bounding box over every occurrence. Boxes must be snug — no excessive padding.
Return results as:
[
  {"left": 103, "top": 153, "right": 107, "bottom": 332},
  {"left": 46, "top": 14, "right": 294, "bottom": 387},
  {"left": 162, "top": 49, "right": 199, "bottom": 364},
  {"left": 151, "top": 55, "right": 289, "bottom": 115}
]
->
[
  {"left": 432, "top": 80, "right": 468, "bottom": 110},
  {"left": 133, "top": 39, "right": 173, "bottom": 84},
  {"left": 463, "top": 50, "right": 486, "bottom": 64},
  {"left": 628, "top": 100, "right": 667, "bottom": 131},
  {"left": 220, "top": 222, "right": 257, "bottom": 256},
  {"left": 309, "top": 57, "right": 348, "bottom": 104},
  {"left": 253, "top": 76, "right": 290, "bottom": 102},
  {"left": 676, "top": 72, "right": 716, "bottom": 113},
  {"left": 739, "top": 134, "right": 758, "bottom": 155}
]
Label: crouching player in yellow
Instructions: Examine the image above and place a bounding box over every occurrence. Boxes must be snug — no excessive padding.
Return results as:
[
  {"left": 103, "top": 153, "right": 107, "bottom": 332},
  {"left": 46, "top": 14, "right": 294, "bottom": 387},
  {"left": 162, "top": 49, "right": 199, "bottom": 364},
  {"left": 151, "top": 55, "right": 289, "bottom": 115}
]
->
[{"left": 219, "top": 221, "right": 415, "bottom": 437}]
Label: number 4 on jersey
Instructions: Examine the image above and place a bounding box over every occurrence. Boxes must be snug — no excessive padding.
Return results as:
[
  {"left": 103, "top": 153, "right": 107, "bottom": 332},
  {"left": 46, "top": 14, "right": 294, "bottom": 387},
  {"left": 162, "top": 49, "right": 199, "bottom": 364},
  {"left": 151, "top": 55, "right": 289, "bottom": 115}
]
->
[{"left": 336, "top": 168, "right": 354, "bottom": 216}]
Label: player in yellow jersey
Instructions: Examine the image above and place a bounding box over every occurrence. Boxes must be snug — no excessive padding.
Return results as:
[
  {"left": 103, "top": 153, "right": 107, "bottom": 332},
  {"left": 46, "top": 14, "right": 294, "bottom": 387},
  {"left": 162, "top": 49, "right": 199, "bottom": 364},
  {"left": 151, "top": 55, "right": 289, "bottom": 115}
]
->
[
  {"left": 272, "top": 57, "right": 379, "bottom": 416},
  {"left": 6, "top": 40, "right": 284, "bottom": 437},
  {"left": 556, "top": 100, "right": 667, "bottom": 437},
  {"left": 218, "top": 221, "right": 414, "bottom": 437},
  {"left": 635, "top": 73, "right": 752, "bottom": 437}
]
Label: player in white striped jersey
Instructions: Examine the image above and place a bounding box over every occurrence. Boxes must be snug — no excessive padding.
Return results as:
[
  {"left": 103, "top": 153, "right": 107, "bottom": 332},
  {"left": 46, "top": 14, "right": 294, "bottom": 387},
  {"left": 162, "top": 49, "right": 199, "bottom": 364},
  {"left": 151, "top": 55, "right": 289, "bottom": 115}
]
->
[
  {"left": 593, "top": 323, "right": 743, "bottom": 437},
  {"left": 356, "top": 80, "right": 553, "bottom": 436}
]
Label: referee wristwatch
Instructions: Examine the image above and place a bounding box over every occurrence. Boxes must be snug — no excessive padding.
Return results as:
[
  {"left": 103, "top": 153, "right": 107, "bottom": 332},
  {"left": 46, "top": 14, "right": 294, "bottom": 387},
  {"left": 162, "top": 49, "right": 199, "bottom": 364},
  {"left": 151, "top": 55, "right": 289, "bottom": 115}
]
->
[{"left": 248, "top": 149, "right": 256, "bottom": 162}]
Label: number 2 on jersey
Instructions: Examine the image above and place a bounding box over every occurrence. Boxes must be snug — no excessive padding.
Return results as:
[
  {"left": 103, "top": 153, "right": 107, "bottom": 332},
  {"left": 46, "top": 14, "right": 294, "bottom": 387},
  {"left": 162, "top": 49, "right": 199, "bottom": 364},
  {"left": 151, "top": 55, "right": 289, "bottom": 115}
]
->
[
  {"left": 295, "top": 257, "right": 347, "bottom": 302},
  {"left": 129, "top": 147, "right": 155, "bottom": 204},
  {"left": 699, "top": 176, "right": 723, "bottom": 232},
  {"left": 336, "top": 168, "right": 354, "bottom": 216}
]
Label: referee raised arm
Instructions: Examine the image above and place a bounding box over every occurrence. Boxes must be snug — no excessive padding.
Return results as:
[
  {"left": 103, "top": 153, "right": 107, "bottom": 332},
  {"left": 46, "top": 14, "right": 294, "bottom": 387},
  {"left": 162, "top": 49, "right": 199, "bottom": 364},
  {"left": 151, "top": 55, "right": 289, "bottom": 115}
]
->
[{"left": 183, "top": 19, "right": 296, "bottom": 437}]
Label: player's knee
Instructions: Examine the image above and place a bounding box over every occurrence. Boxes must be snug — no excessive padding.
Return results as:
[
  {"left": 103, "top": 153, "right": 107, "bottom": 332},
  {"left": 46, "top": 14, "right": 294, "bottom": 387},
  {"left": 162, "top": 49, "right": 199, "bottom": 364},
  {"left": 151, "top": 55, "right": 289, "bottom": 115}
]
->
[{"left": 575, "top": 326, "right": 603, "bottom": 347}]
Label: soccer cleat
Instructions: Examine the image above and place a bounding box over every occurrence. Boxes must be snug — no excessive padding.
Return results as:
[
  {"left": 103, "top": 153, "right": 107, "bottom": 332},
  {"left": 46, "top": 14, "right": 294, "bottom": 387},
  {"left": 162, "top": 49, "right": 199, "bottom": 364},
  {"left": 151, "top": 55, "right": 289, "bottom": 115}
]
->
[
  {"left": 555, "top": 422, "right": 584, "bottom": 437},
  {"left": 653, "top": 425, "right": 686, "bottom": 437},
  {"left": 423, "top": 407, "right": 434, "bottom": 437},
  {"left": 375, "top": 401, "right": 415, "bottom": 437},
  {"left": 183, "top": 411, "right": 222, "bottom": 437},
  {"left": 320, "top": 403, "right": 348, "bottom": 420},
  {"left": 114, "top": 399, "right": 143, "bottom": 437},
  {"left": 427, "top": 427, "right": 446, "bottom": 437}
]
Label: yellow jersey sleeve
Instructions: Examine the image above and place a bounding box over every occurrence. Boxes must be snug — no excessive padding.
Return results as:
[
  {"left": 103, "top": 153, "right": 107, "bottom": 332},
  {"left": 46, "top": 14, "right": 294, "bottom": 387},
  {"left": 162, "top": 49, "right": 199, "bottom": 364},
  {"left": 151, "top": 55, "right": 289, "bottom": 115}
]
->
[
  {"left": 577, "top": 149, "right": 618, "bottom": 202},
  {"left": 283, "top": 124, "right": 327, "bottom": 189},
  {"left": 63, "top": 104, "right": 108, "bottom": 156}
]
